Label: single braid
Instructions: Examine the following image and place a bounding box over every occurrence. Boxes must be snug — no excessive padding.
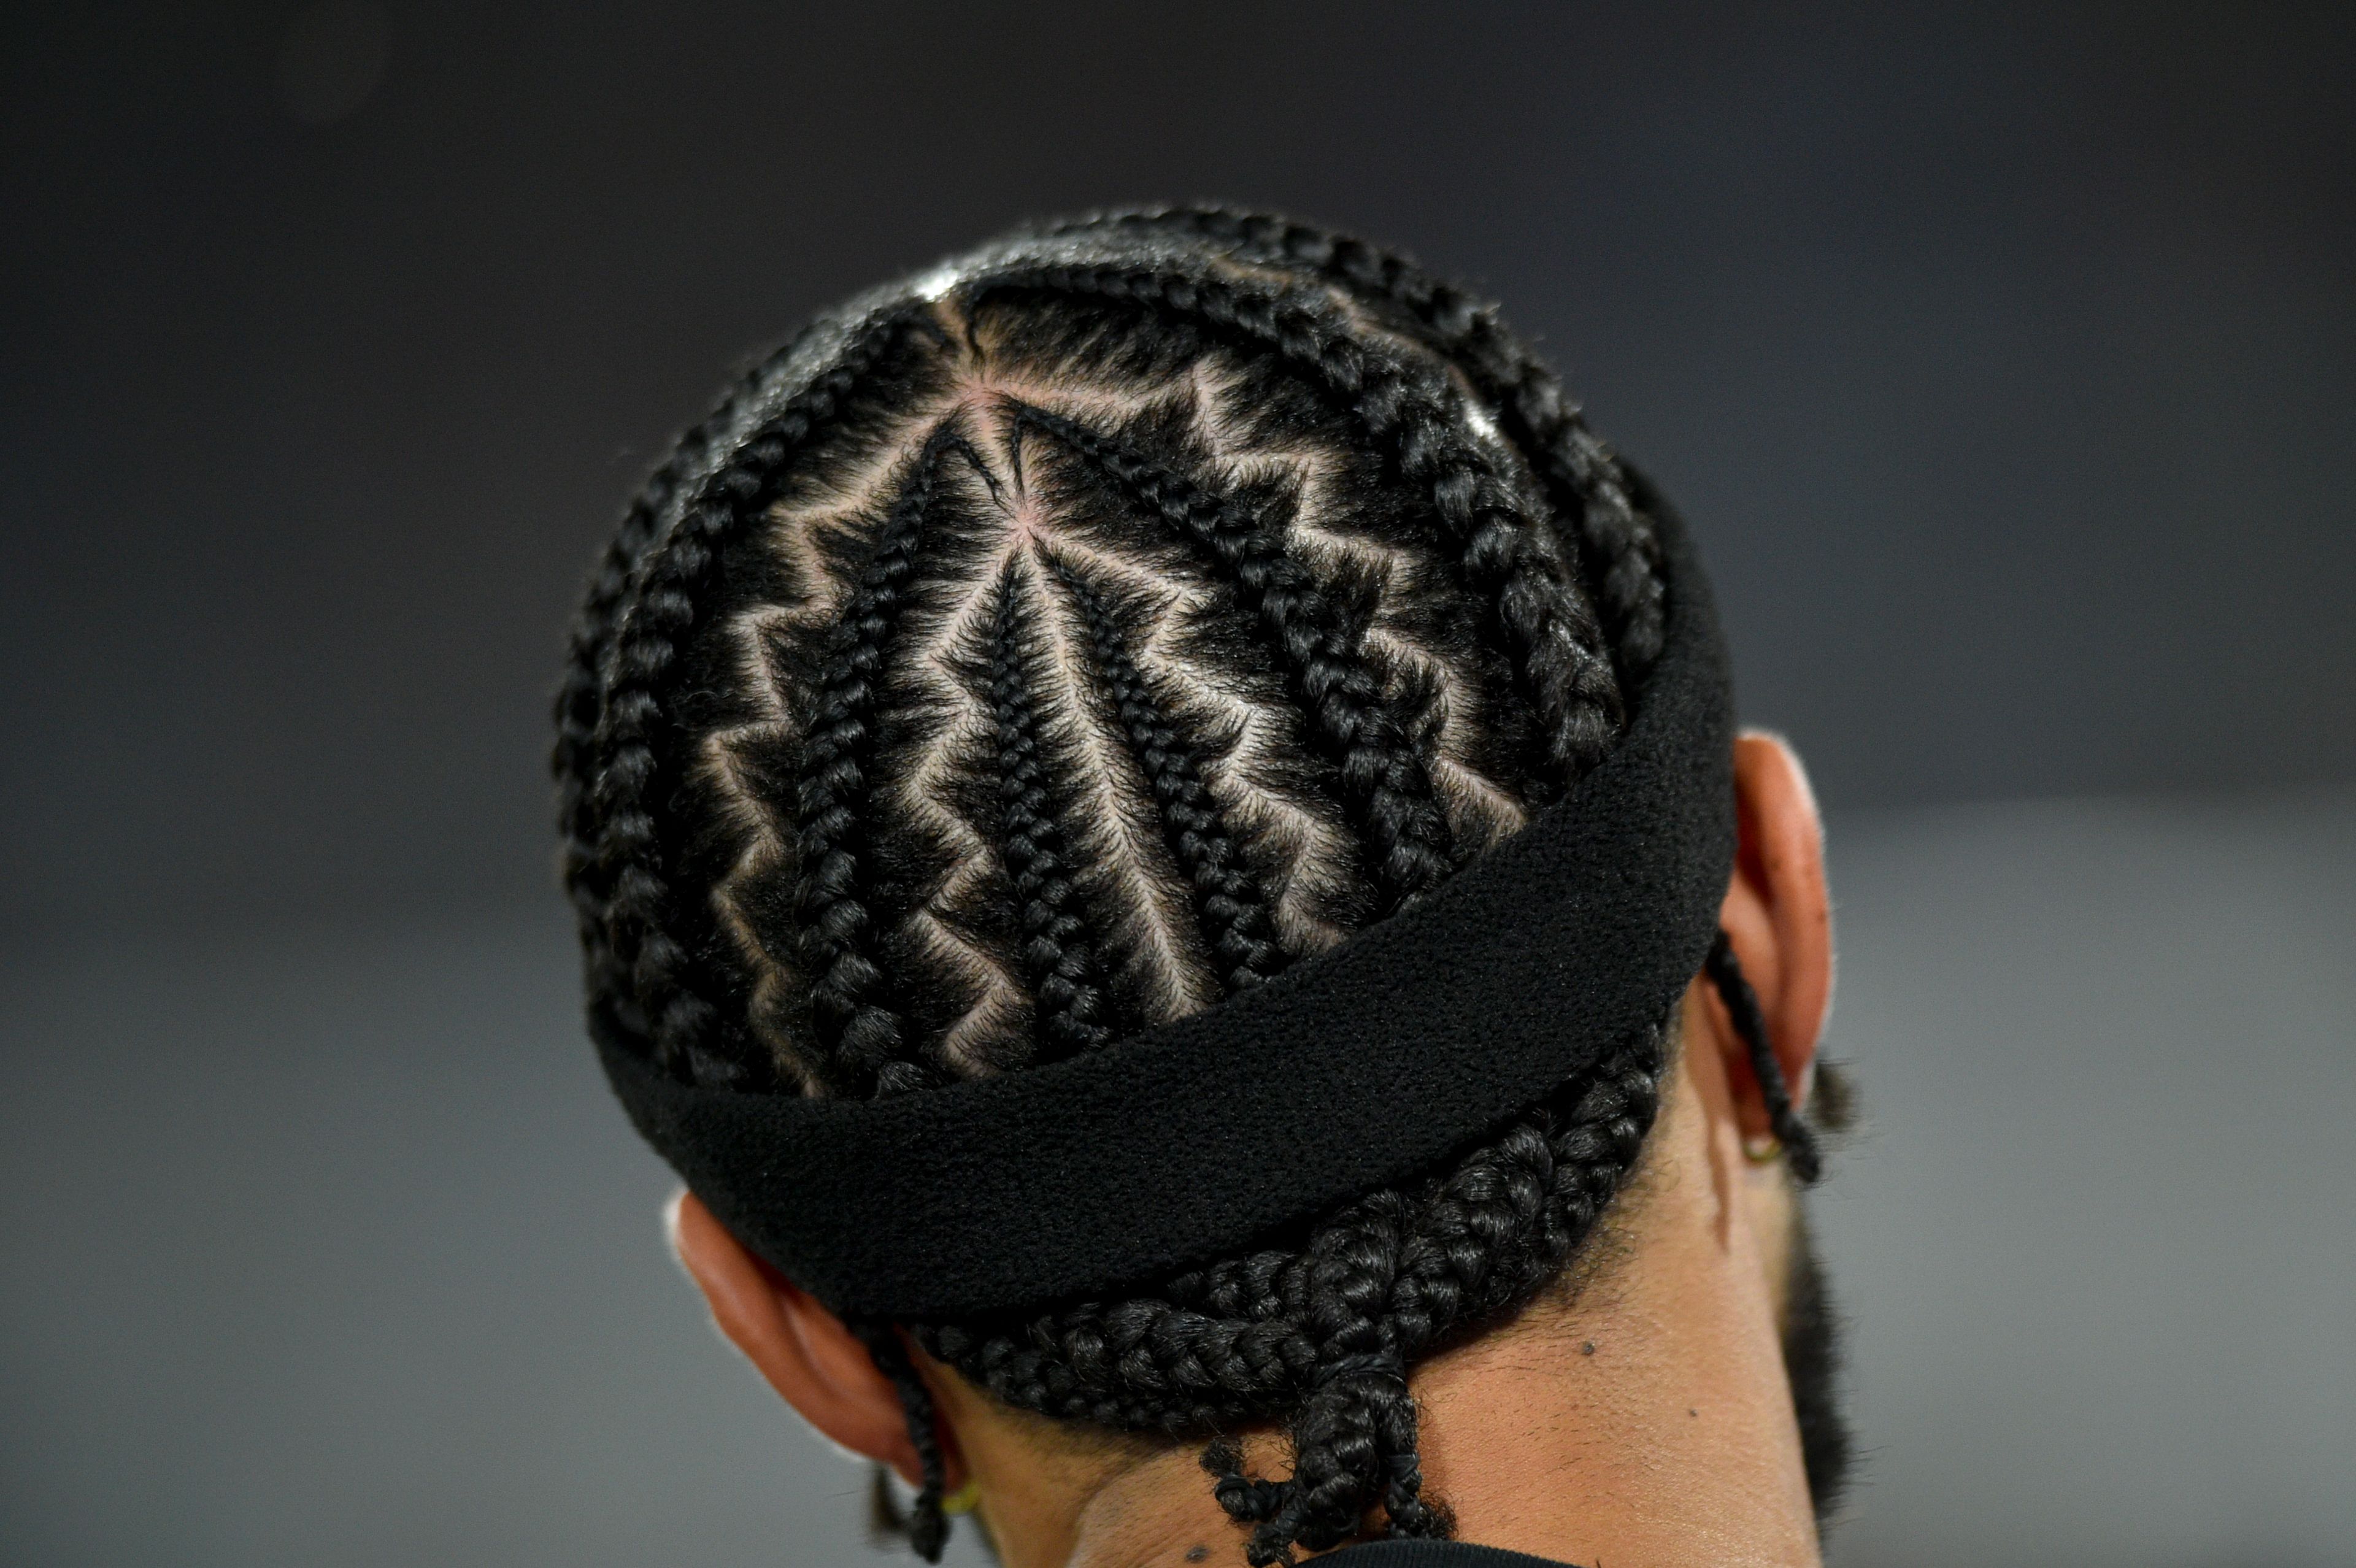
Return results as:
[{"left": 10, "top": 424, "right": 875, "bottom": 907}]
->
[
  {"left": 1049, "top": 556, "right": 1286, "bottom": 994},
  {"left": 556, "top": 466, "right": 682, "bottom": 998},
  {"left": 1706, "top": 931, "right": 1823, "bottom": 1183},
  {"left": 853, "top": 1323, "right": 951, "bottom": 1564},
  {"left": 1009, "top": 399, "right": 1454, "bottom": 911},
  {"left": 794, "top": 423, "right": 963, "bottom": 1096},
  {"left": 987, "top": 560, "right": 1118, "bottom": 1059}
]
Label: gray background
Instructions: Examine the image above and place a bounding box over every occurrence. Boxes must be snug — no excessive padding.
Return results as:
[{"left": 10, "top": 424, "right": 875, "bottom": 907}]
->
[{"left": 2, "top": 2, "right": 2350, "bottom": 1564}]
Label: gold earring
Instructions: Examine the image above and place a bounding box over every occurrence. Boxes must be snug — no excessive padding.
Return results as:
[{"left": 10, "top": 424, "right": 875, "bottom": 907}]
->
[
  {"left": 1742, "top": 1132, "right": 1784, "bottom": 1166},
  {"left": 942, "top": 1480, "right": 982, "bottom": 1516}
]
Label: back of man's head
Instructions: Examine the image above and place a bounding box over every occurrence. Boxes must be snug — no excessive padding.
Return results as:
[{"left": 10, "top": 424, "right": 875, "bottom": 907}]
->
[{"left": 556, "top": 209, "right": 1846, "bottom": 1568}]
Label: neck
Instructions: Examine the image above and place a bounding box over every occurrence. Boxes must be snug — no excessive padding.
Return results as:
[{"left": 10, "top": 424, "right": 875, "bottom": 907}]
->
[{"left": 955, "top": 1013, "right": 1822, "bottom": 1568}]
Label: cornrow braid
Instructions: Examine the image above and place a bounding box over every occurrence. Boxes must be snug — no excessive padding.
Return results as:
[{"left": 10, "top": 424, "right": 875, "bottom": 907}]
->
[
  {"left": 793, "top": 423, "right": 964, "bottom": 1096},
  {"left": 1010, "top": 399, "right": 1455, "bottom": 912},
  {"left": 558, "top": 213, "right": 1715, "bottom": 1565},
  {"left": 1048, "top": 556, "right": 1285, "bottom": 995},
  {"left": 985, "top": 557, "right": 1117, "bottom": 1059}
]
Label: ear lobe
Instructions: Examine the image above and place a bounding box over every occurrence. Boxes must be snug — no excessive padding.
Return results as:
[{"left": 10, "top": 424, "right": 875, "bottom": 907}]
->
[
  {"left": 669, "top": 1190, "right": 935, "bottom": 1487},
  {"left": 1715, "top": 731, "right": 1833, "bottom": 1110}
]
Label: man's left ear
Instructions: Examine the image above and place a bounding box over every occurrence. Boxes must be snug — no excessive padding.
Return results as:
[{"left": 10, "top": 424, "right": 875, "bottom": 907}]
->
[
  {"left": 1714, "top": 730, "right": 1833, "bottom": 1112},
  {"left": 669, "top": 1189, "right": 950, "bottom": 1491}
]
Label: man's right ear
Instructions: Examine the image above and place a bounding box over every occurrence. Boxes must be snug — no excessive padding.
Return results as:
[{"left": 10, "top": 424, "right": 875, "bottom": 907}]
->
[
  {"left": 668, "top": 1190, "right": 944, "bottom": 1488},
  {"left": 1713, "top": 729, "right": 1833, "bottom": 1123}
]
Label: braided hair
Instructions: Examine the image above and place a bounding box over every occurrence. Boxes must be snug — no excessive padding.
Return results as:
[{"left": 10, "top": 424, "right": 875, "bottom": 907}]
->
[{"left": 556, "top": 210, "right": 1802, "bottom": 1566}]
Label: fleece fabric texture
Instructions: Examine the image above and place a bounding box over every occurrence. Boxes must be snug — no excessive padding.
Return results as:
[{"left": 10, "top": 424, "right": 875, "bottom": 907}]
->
[{"left": 594, "top": 493, "right": 1736, "bottom": 1321}]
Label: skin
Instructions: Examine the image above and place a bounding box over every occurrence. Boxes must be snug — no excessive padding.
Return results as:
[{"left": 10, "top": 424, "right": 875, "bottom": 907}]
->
[{"left": 672, "top": 731, "right": 1833, "bottom": 1567}]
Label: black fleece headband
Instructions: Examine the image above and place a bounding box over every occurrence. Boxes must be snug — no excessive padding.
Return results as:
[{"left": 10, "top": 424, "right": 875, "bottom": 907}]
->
[{"left": 596, "top": 490, "right": 1734, "bottom": 1322}]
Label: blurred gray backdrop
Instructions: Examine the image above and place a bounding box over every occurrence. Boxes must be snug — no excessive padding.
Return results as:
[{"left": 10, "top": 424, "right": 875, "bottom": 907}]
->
[{"left": 3, "top": 3, "right": 2350, "bottom": 1565}]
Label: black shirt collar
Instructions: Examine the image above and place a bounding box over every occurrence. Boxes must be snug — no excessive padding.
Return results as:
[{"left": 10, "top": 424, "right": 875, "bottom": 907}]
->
[{"left": 1321, "top": 1541, "right": 1581, "bottom": 1568}]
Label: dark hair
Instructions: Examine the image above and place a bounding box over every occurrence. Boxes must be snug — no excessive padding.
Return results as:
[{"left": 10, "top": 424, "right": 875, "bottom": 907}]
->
[{"left": 556, "top": 209, "right": 1765, "bottom": 1566}]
